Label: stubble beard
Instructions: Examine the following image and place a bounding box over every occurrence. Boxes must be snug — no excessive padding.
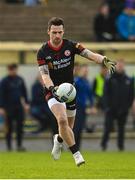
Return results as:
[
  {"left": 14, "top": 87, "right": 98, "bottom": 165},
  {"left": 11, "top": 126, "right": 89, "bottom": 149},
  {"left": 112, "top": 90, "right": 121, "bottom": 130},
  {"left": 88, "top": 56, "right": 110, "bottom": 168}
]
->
[{"left": 53, "top": 38, "right": 62, "bottom": 46}]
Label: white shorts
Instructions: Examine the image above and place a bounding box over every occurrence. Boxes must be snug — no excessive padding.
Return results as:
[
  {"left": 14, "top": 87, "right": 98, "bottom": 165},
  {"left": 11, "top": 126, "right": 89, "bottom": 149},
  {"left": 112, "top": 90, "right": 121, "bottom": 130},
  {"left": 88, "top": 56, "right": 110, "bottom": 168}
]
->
[{"left": 48, "top": 98, "right": 76, "bottom": 117}]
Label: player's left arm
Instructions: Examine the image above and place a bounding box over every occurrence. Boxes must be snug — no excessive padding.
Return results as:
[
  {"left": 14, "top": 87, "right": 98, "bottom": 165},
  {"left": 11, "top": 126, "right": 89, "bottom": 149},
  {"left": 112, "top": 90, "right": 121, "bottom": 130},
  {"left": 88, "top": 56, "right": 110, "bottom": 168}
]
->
[{"left": 80, "top": 48, "right": 116, "bottom": 74}]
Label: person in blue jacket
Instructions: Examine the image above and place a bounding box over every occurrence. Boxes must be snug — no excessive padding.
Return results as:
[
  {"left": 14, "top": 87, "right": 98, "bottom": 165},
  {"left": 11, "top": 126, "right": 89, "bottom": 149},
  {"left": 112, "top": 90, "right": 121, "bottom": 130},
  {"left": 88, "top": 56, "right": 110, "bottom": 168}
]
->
[
  {"left": 116, "top": 8, "right": 135, "bottom": 41},
  {"left": 73, "top": 64, "right": 95, "bottom": 150}
]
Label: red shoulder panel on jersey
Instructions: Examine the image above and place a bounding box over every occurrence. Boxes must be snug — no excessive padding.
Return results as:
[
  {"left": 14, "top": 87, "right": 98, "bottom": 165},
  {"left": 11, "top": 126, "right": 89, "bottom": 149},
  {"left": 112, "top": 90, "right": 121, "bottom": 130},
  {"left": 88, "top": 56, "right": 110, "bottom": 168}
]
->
[
  {"left": 76, "top": 43, "right": 85, "bottom": 52},
  {"left": 37, "top": 59, "right": 46, "bottom": 66}
]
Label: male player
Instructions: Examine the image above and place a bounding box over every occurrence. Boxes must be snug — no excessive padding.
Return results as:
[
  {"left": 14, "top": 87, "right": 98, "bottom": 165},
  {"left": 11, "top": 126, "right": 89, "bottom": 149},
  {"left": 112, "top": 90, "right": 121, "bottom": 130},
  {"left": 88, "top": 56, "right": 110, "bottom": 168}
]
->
[{"left": 37, "top": 17, "right": 116, "bottom": 166}]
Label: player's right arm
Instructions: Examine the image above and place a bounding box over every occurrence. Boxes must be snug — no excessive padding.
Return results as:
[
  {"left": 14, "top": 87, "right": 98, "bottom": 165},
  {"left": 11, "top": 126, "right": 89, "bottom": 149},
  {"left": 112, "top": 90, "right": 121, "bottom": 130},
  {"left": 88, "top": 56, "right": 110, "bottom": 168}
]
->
[
  {"left": 38, "top": 64, "right": 54, "bottom": 89},
  {"left": 37, "top": 48, "right": 62, "bottom": 102},
  {"left": 37, "top": 48, "right": 54, "bottom": 89},
  {"left": 38, "top": 64, "right": 64, "bottom": 102}
]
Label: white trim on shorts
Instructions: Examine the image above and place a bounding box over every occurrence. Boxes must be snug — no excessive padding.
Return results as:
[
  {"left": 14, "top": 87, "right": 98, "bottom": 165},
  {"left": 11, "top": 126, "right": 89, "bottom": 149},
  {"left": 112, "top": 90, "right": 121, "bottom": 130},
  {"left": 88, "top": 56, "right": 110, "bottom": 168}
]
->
[
  {"left": 48, "top": 98, "right": 66, "bottom": 109},
  {"left": 48, "top": 98, "right": 76, "bottom": 117},
  {"left": 66, "top": 109, "right": 76, "bottom": 117}
]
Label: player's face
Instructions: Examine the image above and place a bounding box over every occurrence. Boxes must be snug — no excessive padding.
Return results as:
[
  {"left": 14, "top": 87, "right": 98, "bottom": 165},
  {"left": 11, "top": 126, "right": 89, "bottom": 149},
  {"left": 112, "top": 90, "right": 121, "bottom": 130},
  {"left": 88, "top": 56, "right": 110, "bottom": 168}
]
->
[{"left": 48, "top": 25, "right": 64, "bottom": 45}]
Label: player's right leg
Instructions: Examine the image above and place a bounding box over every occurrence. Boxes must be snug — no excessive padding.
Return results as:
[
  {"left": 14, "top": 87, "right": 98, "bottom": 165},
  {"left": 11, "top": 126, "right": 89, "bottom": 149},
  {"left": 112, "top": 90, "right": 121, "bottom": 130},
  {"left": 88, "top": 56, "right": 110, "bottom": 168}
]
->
[
  {"left": 48, "top": 98, "right": 75, "bottom": 160},
  {"left": 51, "top": 133, "right": 63, "bottom": 160},
  {"left": 48, "top": 98, "right": 66, "bottom": 160}
]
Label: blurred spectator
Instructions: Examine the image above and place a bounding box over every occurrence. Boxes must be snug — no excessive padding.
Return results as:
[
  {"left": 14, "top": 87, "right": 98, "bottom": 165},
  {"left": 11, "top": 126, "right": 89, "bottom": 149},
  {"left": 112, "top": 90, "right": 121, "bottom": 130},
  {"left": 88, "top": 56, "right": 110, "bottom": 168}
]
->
[
  {"left": 73, "top": 64, "right": 96, "bottom": 150},
  {"left": 101, "top": 59, "right": 134, "bottom": 151},
  {"left": 31, "top": 74, "right": 58, "bottom": 134},
  {"left": 94, "top": 3, "right": 116, "bottom": 41},
  {"left": 105, "top": 0, "right": 125, "bottom": 19},
  {"left": 132, "top": 99, "right": 135, "bottom": 130},
  {"left": 116, "top": 8, "right": 135, "bottom": 41},
  {"left": 5, "top": 0, "right": 23, "bottom": 3},
  {"left": 132, "top": 75, "right": 135, "bottom": 130},
  {"left": 24, "top": 0, "right": 39, "bottom": 6},
  {"left": 125, "top": 0, "right": 135, "bottom": 9},
  {"left": 0, "top": 64, "right": 29, "bottom": 151},
  {"left": 93, "top": 64, "right": 108, "bottom": 110}
]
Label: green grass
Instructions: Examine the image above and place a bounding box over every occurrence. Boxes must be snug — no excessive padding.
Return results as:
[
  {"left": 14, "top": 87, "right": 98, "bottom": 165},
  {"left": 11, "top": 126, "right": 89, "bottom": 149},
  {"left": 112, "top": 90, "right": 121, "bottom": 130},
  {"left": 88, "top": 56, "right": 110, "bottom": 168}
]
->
[{"left": 0, "top": 151, "right": 135, "bottom": 179}]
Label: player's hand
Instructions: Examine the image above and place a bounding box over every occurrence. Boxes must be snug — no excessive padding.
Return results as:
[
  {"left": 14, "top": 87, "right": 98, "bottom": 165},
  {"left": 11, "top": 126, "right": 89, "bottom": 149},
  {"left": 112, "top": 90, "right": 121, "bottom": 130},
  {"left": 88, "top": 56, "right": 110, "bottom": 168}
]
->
[
  {"left": 102, "top": 56, "right": 116, "bottom": 74},
  {"left": 49, "top": 86, "right": 63, "bottom": 103}
]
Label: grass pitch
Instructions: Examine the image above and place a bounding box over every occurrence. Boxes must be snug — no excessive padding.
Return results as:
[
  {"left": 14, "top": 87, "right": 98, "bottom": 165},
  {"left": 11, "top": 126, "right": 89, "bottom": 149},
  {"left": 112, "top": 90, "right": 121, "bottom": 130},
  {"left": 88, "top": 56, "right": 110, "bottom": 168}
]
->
[{"left": 0, "top": 151, "right": 135, "bottom": 179}]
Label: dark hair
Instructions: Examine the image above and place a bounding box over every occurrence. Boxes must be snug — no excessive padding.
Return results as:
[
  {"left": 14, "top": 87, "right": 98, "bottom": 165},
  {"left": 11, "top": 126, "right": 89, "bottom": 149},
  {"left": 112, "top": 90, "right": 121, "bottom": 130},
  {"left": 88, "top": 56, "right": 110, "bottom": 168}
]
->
[
  {"left": 48, "top": 17, "right": 64, "bottom": 30},
  {"left": 7, "top": 63, "right": 18, "bottom": 70}
]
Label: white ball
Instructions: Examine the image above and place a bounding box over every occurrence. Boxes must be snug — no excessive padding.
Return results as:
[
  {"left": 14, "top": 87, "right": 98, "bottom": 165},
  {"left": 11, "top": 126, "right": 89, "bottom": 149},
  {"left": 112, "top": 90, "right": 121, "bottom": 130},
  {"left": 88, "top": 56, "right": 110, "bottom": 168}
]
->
[{"left": 56, "top": 83, "right": 76, "bottom": 103}]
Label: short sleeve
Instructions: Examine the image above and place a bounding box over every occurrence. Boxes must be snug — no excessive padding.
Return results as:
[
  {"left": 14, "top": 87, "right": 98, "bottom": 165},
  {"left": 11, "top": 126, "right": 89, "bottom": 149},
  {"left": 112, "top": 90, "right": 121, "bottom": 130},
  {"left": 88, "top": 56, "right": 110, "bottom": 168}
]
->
[
  {"left": 72, "top": 41, "right": 85, "bottom": 55},
  {"left": 37, "top": 48, "right": 46, "bottom": 66}
]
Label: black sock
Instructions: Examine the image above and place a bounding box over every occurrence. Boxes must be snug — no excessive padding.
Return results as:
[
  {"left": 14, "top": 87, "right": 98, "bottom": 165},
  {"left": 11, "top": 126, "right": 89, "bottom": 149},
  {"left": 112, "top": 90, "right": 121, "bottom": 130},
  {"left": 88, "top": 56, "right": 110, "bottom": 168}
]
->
[
  {"left": 69, "top": 144, "right": 78, "bottom": 154},
  {"left": 57, "top": 135, "right": 63, "bottom": 143}
]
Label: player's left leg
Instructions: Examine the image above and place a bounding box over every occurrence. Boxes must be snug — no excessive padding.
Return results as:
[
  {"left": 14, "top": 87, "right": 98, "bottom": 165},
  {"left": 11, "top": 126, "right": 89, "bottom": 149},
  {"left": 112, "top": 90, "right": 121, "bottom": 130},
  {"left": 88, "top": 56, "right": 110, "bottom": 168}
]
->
[{"left": 67, "top": 109, "right": 85, "bottom": 166}]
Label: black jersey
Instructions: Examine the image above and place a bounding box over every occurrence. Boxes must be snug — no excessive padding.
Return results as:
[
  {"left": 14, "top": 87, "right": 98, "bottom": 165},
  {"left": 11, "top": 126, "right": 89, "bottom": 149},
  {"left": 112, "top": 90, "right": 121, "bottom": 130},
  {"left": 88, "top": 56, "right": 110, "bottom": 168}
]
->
[{"left": 37, "top": 39, "right": 85, "bottom": 86}]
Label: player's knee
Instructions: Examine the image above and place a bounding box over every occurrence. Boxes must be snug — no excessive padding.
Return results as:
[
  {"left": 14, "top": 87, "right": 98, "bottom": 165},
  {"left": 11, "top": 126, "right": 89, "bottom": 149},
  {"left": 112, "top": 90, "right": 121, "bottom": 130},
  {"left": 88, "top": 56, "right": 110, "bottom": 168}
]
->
[{"left": 58, "top": 116, "right": 68, "bottom": 127}]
